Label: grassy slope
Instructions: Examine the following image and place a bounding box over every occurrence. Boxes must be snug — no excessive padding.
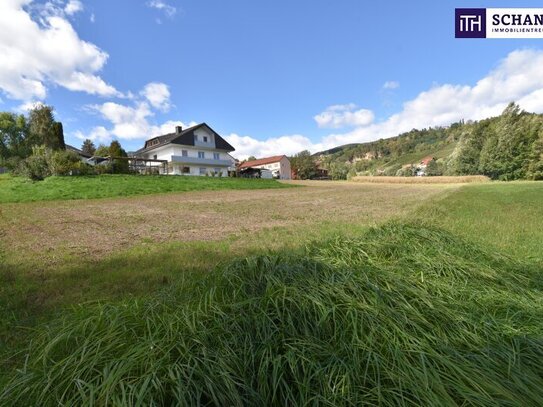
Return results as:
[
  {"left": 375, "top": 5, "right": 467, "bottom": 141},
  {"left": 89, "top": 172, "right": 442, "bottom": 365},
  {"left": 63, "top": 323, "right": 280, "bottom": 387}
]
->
[
  {"left": 412, "top": 182, "right": 543, "bottom": 261},
  {"left": 0, "top": 174, "right": 291, "bottom": 203},
  {"left": 380, "top": 142, "right": 457, "bottom": 171},
  {"left": 1, "top": 182, "right": 542, "bottom": 404}
]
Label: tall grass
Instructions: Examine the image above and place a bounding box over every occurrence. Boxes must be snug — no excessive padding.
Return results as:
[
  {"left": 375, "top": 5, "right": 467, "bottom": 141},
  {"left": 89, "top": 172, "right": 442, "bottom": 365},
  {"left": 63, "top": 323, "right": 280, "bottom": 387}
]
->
[
  {"left": 2, "top": 223, "right": 542, "bottom": 405},
  {"left": 352, "top": 175, "right": 490, "bottom": 184}
]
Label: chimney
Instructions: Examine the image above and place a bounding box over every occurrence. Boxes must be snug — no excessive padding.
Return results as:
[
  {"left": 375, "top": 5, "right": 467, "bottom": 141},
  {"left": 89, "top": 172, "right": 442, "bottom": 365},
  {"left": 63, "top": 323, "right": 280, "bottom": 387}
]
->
[{"left": 175, "top": 125, "right": 182, "bottom": 134}]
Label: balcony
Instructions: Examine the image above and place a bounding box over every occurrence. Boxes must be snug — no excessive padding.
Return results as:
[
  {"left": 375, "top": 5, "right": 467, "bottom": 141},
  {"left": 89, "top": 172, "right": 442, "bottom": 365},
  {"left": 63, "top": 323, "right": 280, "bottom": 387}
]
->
[{"left": 171, "top": 155, "right": 232, "bottom": 166}]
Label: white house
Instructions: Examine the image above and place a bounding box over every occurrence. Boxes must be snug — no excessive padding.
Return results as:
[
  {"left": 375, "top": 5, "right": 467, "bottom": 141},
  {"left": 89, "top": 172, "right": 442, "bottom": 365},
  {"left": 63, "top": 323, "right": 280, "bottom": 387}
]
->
[
  {"left": 135, "top": 123, "right": 236, "bottom": 176},
  {"left": 239, "top": 155, "right": 292, "bottom": 179}
]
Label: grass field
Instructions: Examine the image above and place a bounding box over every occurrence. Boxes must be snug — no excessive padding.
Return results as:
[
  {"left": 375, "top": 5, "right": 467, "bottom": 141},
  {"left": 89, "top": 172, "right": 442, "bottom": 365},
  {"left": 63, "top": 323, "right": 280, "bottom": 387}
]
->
[
  {"left": 352, "top": 175, "right": 490, "bottom": 184},
  {"left": 1, "top": 177, "right": 542, "bottom": 405},
  {"left": 0, "top": 174, "right": 290, "bottom": 203}
]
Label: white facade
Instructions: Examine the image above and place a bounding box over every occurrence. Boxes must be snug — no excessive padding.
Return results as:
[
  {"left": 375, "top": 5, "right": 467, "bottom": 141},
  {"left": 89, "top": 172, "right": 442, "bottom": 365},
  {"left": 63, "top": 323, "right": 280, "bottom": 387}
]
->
[
  {"left": 138, "top": 125, "right": 235, "bottom": 176},
  {"left": 249, "top": 156, "right": 292, "bottom": 180}
]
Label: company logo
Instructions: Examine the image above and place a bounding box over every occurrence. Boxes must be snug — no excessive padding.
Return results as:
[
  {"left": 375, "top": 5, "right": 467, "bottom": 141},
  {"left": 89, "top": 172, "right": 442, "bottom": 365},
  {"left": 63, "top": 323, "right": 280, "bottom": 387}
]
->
[
  {"left": 455, "top": 8, "right": 543, "bottom": 39},
  {"left": 456, "top": 9, "right": 486, "bottom": 38}
]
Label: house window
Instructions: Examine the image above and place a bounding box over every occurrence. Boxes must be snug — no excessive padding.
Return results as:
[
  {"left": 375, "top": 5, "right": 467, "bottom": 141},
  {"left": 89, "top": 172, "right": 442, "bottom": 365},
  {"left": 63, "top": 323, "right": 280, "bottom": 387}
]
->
[
  {"left": 199, "top": 167, "right": 207, "bottom": 175},
  {"left": 213, "top": 153, "right": 220, "bottom": 160},
  {"left": 194, "top": 135, "right": 198, "bottom": 141},
  {"left": 198, "top": 151, "right": 205, "bottom": 159},
  {"left": 203, "top": 136, "right": 208, "bottom": 142},
  {"left": 153, "top": 154, "right": 157, "bottom": 160},
  {"left": 182, "top": 150, "right": 188, "bottom": 157},
  {"left": 182, "top": 166, "right": 190, "bottom": 174}
]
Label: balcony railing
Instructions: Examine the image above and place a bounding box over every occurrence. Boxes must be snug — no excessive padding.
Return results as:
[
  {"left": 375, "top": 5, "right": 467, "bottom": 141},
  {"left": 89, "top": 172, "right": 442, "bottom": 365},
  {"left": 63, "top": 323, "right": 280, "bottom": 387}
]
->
[{"left": 171, "top": 155, "right": 233, "bottom": 166}]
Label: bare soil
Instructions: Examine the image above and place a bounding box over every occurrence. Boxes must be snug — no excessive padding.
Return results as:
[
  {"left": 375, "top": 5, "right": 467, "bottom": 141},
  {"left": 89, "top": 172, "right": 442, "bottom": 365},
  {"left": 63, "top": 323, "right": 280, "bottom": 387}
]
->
[{"left": 1, "top": 182, "right": 446, "bottom": 265}]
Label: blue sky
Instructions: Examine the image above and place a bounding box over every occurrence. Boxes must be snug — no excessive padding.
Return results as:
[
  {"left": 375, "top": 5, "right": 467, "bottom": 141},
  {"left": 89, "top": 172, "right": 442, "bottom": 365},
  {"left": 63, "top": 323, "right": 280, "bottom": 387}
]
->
[{"left": 1, "top": 0, "right": 543, "bottom": 157}]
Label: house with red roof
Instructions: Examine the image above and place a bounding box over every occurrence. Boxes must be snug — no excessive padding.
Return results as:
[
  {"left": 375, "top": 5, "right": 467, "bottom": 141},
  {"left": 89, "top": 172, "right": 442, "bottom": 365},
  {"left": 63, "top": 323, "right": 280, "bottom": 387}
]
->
[{"left": 238, "top": 155, "right": 292, "bottom": 180}]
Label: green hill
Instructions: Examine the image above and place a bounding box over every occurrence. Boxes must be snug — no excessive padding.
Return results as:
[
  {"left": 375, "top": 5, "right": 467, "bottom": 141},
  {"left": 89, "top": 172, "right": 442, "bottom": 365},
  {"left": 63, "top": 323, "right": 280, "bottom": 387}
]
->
[{"left": 317, "top": 103, "right": 543, "bottom": 180}]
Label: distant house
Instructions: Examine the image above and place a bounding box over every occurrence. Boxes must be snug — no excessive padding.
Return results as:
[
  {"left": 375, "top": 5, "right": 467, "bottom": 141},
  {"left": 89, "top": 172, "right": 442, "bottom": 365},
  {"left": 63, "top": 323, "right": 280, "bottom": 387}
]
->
[
  {"left": 419, "top": 156, "right": 434, "bottom": 167},
  {"left": 416, "top": 156, "right": 435, "bottom": 176},
  {"left": 135, "top": 123, "right": 236, "bottom": 176},
  {"left": 66, "top": 144, "right": 92, "bottom": 160},
  {"left": 238, "top": 155, "right": 292, "bottom": 180}
]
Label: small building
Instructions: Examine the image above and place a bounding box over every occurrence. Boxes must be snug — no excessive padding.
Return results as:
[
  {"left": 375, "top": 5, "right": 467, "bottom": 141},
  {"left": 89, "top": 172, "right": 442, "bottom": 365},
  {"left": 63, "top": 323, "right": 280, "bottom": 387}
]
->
[
  {"left": 314, "top": 161, "right": 329, "bottom": 179},
  {"left": 238, "top": 155, "right": 292, "bottom": 180},
  {"left": 416, "top": 156, "right": 435, "bottom": 176},
  {"left": 66, "top": 144, "right": 92, "bottom": 160},
  {"left": 238, "top": 167, "right": 273, "bottom": 179},
  {"left": 135, "top": 123, "right": 236, "bottom": 176}
]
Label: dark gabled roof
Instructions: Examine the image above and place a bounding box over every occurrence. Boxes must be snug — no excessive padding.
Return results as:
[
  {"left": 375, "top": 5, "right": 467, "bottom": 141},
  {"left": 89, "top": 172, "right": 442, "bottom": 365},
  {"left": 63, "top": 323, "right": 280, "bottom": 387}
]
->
[
  {"left": 135, "top": 123, "right": 235, "bottom": 154},
  {"left": 66, "top": 144, "right": 92, "bottom": 158}
]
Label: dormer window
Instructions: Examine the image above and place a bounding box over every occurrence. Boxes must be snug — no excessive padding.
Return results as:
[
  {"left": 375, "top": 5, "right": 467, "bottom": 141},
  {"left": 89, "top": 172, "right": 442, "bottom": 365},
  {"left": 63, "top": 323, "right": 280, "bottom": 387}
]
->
[{"left": 203, "top": 136, "right": 208, "bottom": 142}]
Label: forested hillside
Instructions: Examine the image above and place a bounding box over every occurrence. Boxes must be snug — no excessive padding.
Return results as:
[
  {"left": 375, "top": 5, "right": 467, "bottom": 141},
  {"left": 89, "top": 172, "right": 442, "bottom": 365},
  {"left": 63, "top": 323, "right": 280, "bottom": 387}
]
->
[{"left": 317, "top": 103, "right": 543, "bottom": 180}]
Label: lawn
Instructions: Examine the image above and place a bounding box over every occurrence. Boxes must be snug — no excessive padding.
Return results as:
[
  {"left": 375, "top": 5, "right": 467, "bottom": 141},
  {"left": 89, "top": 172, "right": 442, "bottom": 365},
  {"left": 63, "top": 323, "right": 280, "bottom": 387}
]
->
[
  {"left": 0, "top": 173, "right": 291, "bottom": 203},
  {"left": 1, "top": 180, "right": 542, "bottom": 405}
]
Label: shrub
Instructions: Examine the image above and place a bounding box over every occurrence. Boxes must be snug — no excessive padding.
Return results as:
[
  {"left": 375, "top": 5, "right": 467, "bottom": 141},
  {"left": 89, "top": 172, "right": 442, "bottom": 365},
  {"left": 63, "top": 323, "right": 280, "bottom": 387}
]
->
[
  {"left": 48, "top": 150, "right": 81, "bottom": 176},
  {"left": 15, "top": 145, "right": 51, "bottom": 180}
]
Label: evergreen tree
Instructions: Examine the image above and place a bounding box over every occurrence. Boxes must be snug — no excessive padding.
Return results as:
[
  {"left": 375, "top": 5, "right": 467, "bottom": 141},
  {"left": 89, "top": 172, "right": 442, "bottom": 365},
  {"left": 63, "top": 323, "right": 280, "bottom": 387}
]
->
[
  {"left": 81, "top": 139, "right": 97, "bottom": 156},
  {"left": 27, "top": 105, "right": 65, "bottom": 151}
]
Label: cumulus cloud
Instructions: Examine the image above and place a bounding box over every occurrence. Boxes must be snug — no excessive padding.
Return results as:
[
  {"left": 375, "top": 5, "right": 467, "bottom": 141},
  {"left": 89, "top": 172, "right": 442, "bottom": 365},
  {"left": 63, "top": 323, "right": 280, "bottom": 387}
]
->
[
  {"left": 383, "top": 81, "right": 400, "bottom": 90},
  {"left": 141, "top": 82, "right": 171, "bottom": 112},
  {"left": 0, "top": 0, "right": 120, "bottom": 101},
  {"left": 75, "top": 126, "right": 111, "bottom": 144},
  {"left": 84, "top": 93, "right": 195, "bottom": 143},
  {"left": 314, "top": 104, "right": 374, "bottom": 129},
  {"left": 64, "top": 0, "right": 83, "bottom": 16},
  {"left": 146, "top": 0, "right": 176, "bottom": 18},
  {"left": 226, "top": 133, "right": 322, "bottom": 161},
  {"left": 322, "top": 49, "right": 543, "bottom": 148},
  {"left": 230, "top": 49, "right": 543, "bottom": 158}
]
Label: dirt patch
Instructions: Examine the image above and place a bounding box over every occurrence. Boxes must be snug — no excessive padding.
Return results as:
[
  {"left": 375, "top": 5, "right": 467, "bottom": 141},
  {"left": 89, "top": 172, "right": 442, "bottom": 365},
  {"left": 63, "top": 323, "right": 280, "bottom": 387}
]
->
[{"left": 1, "top": 182, "right": 447, "bottom": 265}]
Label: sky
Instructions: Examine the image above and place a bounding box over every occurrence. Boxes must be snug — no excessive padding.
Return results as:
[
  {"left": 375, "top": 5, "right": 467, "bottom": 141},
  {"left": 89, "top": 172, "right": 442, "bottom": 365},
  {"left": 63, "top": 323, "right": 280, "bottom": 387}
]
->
[{"left": 1, "top": 0, "right": 543, "bottom": 158}]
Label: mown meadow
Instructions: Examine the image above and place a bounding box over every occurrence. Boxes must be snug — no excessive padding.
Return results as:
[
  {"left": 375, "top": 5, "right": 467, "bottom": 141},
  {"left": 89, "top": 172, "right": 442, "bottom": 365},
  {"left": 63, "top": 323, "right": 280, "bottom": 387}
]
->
[
  {"left": 0, "top": 178, "right": 542, "bottom": 405},
  {"left": 0, "top": 174, "right": 291, "bottom": 203}
]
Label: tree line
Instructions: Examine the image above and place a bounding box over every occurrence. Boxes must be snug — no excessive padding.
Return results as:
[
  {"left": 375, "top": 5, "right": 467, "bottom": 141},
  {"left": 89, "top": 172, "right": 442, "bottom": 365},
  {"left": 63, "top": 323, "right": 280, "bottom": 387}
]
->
[
  {"left": 0, "top": 104, "right": 130, "bottom": 180},
  {"left": 299, "top": 103, "right": 543, "bottom": 180}
]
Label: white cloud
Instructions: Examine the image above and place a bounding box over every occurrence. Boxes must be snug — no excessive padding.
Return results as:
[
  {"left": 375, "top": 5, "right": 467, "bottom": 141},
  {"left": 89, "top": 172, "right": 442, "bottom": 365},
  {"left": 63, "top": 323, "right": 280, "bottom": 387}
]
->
[
  {"left": 57, "top": 72, "right": 119, "bottom": 97},
  {"left": 314, "top": 104, "right": 374, "bottom": 129},
  {"left": 322, "top": 49, "right": 543, "bottom": 148},
  {"left": 226, "top": 133, "right": 322, "bottom": 160},
  {"left": 64, "top": 0, "right": 83, "bottom": 16},
  {"left": 0, "top": 0, "right": 120, "bottom": 101},
  {"left": 230, "top": 49, "right": 543, "bottom": 158},
  {"left": 141, "top": 82, "right": 171, "bottom": 112},
  {"left": 14, "top": 100, "right": 43, "bottom": 113},
  {"left": 383, "top": 81, "right": 400, "bottom": 90},
  {"left": 75, "top": 126, "right": 111, "bottom": 144},
  {"left": 146, "top": 0, "right": 176, "bottom": 18},
  {"left": 90, "top": 13, "right": 95, "bottom": 23},
  {"left": 89, "top": 101, "right": 154, "bottom": 140},
  {"left": 86, "top": 96, "right": 196, "bottom": 142}
]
